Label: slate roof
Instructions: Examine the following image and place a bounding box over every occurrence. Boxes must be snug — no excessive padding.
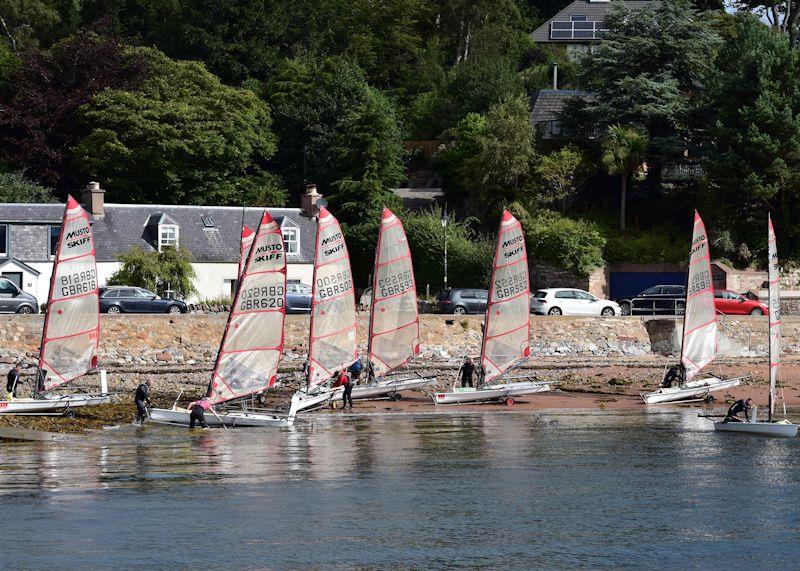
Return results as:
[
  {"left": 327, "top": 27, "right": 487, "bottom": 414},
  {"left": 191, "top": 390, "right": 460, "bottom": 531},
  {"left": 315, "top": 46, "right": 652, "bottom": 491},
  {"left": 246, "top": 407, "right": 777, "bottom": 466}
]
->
[
  {"left": 531, "top": 0, "right": 657, "bottom": 43},
  {"left": 0, "top": 203, "right": 316, "bottom": 264},
  {"left": 530, "top": 90, "right": 594, "bottom": 124}
]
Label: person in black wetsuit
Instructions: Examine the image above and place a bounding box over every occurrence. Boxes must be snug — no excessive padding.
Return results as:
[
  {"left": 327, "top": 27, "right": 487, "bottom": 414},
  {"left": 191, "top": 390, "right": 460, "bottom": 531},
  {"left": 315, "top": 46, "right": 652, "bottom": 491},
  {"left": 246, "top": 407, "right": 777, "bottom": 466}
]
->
[
  {"left": 662, "top": 365, "right": 684, "bottom": 388},
  {"left": 134, "top": 380, "right": 151, "bottom": 425},
  {"left": 6, "top": 363, "right": 21, "bottom": 398},
  {"left": 458, "top": 357, "right": 475, "bottom": 388},
  {"left": 340, "top": 370, "right": 353, "bottom": 410},
  {"left": 726, "top": 398, "right": 753, "bottom": 422}
]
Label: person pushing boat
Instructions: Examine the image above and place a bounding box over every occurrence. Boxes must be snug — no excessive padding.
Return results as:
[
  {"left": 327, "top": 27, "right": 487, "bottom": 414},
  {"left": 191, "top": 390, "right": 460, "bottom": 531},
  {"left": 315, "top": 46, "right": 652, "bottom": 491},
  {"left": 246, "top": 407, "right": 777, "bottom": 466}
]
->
[
  {"left": 134, "top": 380, "right": 152, "bottom": 425},
  {"left": 187, "top": 397, "right": 211, "bottom": 429},
  {"left": 725, "top": 398, "right": 753, "bottom": 422},
  {"left": 662, "top": 364, "right": 684, "bottom": 388},
  {"left": 458, "top": 357, "right": 475, "bottom": 388}
]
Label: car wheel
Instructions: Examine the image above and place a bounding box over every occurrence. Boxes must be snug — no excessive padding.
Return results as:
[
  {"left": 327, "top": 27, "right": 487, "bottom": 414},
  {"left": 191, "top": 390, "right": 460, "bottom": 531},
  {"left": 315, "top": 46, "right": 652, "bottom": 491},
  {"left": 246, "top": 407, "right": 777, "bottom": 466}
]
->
[
  {"left": 453, "top": 306, "right": 467, "bottom": 315},
  {"left": 548, "top": 307, "right": 562, "bottom": 316},
  {"left": 16, "top": 305, "right": 33, "bottom": 314},
  {"left": 601, "top": 307, "right": 615, "bottom": 317},
  {"left": 619, "top": 301, "right": 631, "bottom": 316},
  {"left": 168, "top": 305, "right": 182, "bottom": 315},
  {"left": 750, "top": 308, "right": 764, "bottom": 316},
  {"left": 107, "top": 305, "right": 122, "bottom": 314}
]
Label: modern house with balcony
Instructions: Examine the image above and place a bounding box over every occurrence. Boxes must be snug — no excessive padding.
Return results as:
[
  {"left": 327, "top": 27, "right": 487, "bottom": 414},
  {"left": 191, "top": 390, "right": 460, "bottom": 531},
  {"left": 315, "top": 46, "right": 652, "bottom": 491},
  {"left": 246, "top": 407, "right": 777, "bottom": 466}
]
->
[{"left": 531, "top": 0, "right": 656, "bottom": 58}]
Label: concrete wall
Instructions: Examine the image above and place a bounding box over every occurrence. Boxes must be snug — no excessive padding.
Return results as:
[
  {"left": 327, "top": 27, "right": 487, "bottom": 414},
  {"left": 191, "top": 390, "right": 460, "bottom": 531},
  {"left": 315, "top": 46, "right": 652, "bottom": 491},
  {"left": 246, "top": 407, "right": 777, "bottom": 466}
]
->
[
  {"left": 531, "top": 261, "right": 609, "bottom": 298},
  {"left": 1, "top": 314, "right": 797, "bottom": 372}
]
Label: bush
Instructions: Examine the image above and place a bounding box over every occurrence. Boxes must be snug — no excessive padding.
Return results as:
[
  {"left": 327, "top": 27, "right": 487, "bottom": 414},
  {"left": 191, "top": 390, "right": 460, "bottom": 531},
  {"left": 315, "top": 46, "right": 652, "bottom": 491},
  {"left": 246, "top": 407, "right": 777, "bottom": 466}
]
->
[
  {"left": 604, "top": 227, "right": 687, "bottom": 264},
  {"left": 107, "top": 246, "right": 197, "bottom": 299}
]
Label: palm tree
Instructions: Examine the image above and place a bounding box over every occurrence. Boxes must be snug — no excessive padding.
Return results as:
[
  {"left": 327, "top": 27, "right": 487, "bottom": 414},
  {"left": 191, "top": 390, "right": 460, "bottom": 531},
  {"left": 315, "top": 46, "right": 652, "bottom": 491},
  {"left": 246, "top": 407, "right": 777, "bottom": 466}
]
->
[{"left": 601, "top": 125, "right": 648, "bottom": 231}]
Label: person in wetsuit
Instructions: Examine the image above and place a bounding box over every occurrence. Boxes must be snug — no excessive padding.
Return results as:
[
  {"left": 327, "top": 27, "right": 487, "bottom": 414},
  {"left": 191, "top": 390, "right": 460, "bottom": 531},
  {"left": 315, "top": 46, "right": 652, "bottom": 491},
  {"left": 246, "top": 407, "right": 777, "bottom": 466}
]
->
[
  {"left": 726, "top": 398, "right": 753, "bottom": 422},
  {"left": 187, "top": 397, "right": 211, "bottom": 428},
  {"left": 6, "top": 363, "right": 21, "bottom": 398},
  {"left": 134, "top": 380, "right": 151, "bottom": 425},
  {"left": 662, "top": 365, "right": 684, "bottom": 388},
  {"left": 459, "top": 357, "right": 475, "bottom": 388}
]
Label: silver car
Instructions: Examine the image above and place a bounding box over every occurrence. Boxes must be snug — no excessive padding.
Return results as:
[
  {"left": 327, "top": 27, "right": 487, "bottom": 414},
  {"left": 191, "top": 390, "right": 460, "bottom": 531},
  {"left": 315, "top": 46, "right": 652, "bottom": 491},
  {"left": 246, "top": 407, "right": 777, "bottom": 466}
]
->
[{"left": 0, "top": 277, "right": 39, "bottom": 314}]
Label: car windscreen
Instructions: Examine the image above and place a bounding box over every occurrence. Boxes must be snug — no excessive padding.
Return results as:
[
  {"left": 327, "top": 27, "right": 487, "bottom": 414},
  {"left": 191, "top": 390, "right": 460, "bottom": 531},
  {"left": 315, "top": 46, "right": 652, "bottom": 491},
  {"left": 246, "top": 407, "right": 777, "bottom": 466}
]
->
[{"left": 437, "top": 290, "right": 452, "bottom": 300}]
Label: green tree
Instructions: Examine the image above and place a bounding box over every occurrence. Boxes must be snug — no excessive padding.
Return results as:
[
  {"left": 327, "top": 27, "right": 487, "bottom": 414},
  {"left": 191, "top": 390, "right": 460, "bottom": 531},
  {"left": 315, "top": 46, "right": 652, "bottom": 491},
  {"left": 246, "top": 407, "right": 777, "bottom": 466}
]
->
[
  {"left": 107, "top": 246, "right": 197, "bottom": 299},
  {"left": 600, "top": 125, "right": 648, "bottom": 231},
  {"left": 0, "top": 171, "right": 55, "bottom": 202},
  {"left": 533, "top": 146, "right": 587, "bottom": 213},
  {"left": 0, "top": 0, "right": 60, "bottom": 53},
  {"left": 702, "top": 16, "right": 800, "bottom": 258},
  {"left": 73, "top": 46, "right": 284, "bottom": 206}
]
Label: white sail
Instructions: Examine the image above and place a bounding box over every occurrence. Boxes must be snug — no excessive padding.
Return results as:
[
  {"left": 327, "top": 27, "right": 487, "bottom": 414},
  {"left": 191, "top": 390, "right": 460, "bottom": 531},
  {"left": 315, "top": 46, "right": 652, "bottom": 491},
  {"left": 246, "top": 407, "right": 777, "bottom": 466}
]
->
[
  {"left": 209, "top": 211, "right": 286, "bottom": 404},
  {"left": 480, "top": 210, "right": 531, "bottom": 383},
  {"left": 368, "top": 208, "right": 420, "bottom": 377},
  {"left": 239, "top": 224, "right": 255, "bottom": 277},
  {"left": 768, "top": 214, "right": 780, "bottom": 419},
  {"left": 307, "top": 207, "right": 357, "bottom": 388},
  {"left": 39, "top": 196, "right": 100, "bottom": 391},
  {"left": 681, "top": 211, "right": 717, "bottom": 381}
]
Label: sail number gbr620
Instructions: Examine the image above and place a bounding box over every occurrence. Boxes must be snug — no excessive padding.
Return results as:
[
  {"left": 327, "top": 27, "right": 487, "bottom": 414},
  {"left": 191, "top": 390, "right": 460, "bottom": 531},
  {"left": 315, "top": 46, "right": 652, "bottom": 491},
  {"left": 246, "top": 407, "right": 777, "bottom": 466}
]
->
[{"left": 239, "top": 285, "right": 284, "bottom": 310}]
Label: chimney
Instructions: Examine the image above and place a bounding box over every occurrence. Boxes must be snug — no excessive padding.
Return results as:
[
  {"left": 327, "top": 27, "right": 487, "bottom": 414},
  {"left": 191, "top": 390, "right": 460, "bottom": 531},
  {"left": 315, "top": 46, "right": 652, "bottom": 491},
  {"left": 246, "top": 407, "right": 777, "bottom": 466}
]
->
[
  {"left": 81, "top": 181, "right": 105, "bottom": 217},
  {"left": 300, "top": 183, "right": 322, "bottom": 218}
]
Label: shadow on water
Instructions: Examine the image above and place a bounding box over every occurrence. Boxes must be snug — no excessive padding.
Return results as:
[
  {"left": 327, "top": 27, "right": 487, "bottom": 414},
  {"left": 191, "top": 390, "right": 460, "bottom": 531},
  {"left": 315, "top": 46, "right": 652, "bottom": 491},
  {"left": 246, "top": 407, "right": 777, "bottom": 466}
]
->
[{"left": 2, "top": 410, "right": 800, "bottom": 567}]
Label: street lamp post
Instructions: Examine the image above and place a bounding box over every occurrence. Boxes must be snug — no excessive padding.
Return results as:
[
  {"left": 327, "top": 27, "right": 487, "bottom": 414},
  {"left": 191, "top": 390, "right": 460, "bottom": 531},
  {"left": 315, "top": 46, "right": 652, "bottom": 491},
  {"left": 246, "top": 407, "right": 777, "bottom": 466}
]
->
[{"left": 441, "top": 205, "right": 449, "bottom": 290}]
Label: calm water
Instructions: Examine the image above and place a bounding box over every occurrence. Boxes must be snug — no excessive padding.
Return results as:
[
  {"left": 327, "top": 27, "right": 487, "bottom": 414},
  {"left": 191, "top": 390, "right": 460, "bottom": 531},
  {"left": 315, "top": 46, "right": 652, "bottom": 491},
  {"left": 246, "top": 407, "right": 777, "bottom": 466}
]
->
[{"left": 2, "top": 409, "right": 800, "bottom": 568}]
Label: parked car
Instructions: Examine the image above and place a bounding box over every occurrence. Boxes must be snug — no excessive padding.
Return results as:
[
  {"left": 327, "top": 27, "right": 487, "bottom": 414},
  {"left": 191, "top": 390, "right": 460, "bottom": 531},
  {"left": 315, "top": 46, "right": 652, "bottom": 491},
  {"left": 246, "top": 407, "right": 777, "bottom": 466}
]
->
[
  {"left": 714, "top": 289, "right": 768, "bottom": 315},
  {"left": 99, "top": 286, "right": 187, "bottom": 314},
  {"left": 286, "top": 281, "right": 312, "bottom": 313},
  {"left": 436, "top": 288, "right": 488, "bottom": 315},
  {"left": 0, "top": 277, "right": 38, "bottom": 314},
  {"left": 357, "top": 287, "right": 372, "bottom": 312},
  {"left": 531, "top": 288, "right": 621, "bottom": 317},
  {"left": 617, "top": 285, "right": 686, "bottom": 316}
]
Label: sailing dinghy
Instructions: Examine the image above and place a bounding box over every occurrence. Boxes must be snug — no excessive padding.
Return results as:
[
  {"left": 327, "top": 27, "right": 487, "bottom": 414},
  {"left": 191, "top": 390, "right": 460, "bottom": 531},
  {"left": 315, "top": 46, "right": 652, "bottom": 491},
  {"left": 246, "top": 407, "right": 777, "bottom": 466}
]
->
[
  {"left": 432, "top": 210, "right": 549, "bottom": 405},
  {"left": 642, "top": 211, "right": 742, "bottom": 405},
  {"left": 292, "top": 207, "right": 359, "bottom": 412},
  {"left": 713, "top": 215, "right": 798, "bottom": 437},
  {"left": 149, "top": 211, "right": 300, "bottom": 427},
  {"left": 0, "top": 196, "right": 109, "bottom": 415}
]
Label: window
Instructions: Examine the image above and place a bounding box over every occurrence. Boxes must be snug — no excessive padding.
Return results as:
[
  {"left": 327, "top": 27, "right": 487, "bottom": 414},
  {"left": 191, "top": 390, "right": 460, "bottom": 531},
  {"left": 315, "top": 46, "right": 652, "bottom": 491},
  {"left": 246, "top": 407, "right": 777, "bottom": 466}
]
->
[
  {"left": 641, "top": 286, "right": 662, "bottom": 296},
  {"left": 574, "top": 291, "right": 594, "bottom": 300},
  {"left": 714, "top": 291, "right": 724, "bottom": 299},
  {"left": 0, "top": 225, "right": 7, "bottom": 257},
  {"left": 120, "top": 288, "right": 137, "bottom": 298},
  {"left": 297, "top": 283, "right": 312, "bottom": 294},
  {"left": 158, "top": 224, "right": 179, "bottom": 251},
  {"left": 662, "top": 286, "right": 684, "bottom": 295},
  {"left": 282, "top": 226, "right": 299, "bottom": 254},
  {"left": 555, "top": 291, "right": 575, "bottom": 299},
  {"left": 0, "top": 278, "right": 17, "bottom": 295},
  {"left": 102, "top": 290, "right": 119, "bottom": 299},
  {"left": 534, "top": 291, "right": 547, "bottom": 299},
  {"left": 476, "top": 290, "right": 488, "bottom": 300},
  {"left": 570, "top": 14, "right": 587, "bottom": 21},
  {"left": 49, "top": 226, "right": 61, "bottom": 258}
]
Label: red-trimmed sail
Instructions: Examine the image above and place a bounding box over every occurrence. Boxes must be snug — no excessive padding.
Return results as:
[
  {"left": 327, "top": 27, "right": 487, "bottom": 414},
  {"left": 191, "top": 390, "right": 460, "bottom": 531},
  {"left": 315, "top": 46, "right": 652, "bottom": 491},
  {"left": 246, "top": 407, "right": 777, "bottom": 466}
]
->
[
  {"left": 239, "top": 225, "right": 255, "bottom": 277},
  {"left": 209, "top": 211, "right": 286, "bottom": 404},
  {"left": 768, "top": 214, "right": 780, "bottom": 419},
  {"left": 480, "top": 210, "right": 531, "bottom": 383},
  {"left": 368, "top": 208, "right": 419, "bottom": 377},
  {"left": 307, "top": 207, "right": 357, "bottom": 388},
  {"left": 39, "top": 196, "right": 100, "bottom": 391},
  {"left": 681, "top": 211, "right": 717, "bottom": 381}
]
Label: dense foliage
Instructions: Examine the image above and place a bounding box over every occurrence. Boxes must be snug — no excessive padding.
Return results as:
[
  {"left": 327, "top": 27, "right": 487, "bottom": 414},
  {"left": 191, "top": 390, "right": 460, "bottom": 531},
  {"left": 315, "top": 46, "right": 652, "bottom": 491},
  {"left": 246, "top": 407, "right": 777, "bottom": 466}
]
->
[{"left": 107, "top": 246, "right": 197, "bottom": 299}]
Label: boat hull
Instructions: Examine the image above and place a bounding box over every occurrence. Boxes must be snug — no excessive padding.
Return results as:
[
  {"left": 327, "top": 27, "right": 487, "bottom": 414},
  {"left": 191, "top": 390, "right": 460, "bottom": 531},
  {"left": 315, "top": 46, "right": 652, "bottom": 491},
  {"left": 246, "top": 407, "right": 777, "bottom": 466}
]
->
[
  {"left": 433, "top": 382, "right": 551, "bottom": 405},
  {"left": 0, "top": 394, "right": 110, "bottom": 415},
  {"left": 148, "top": 407, "right": 293, "bottom": 427},
  {"left": 294, "top": 376, "right": 438, "bottom": 412},
  {"left": 641, "top": 377, "right": 742, "bottom": 405},
  {"left": 714, "top": 420, "right": 798, "bottom": 437}
]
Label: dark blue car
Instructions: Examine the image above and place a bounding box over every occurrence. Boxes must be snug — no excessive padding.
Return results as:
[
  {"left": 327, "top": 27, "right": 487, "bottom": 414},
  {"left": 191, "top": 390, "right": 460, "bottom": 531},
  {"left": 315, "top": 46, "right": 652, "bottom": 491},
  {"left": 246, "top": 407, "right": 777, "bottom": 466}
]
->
[{"left": 99, "top": 286, "right": 188, "bottom": 314}]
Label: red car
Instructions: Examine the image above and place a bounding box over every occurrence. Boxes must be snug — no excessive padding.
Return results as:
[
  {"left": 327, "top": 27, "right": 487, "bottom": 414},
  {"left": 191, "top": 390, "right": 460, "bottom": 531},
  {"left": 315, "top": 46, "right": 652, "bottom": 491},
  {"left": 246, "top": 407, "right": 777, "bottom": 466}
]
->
[{"left": 713, "top": 290, "right": 768, "bottom": 315}]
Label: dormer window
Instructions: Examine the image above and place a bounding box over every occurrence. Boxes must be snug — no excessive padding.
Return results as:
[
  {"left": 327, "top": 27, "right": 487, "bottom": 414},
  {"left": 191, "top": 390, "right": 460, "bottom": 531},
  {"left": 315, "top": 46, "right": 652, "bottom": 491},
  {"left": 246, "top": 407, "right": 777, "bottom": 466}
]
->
[
  {"left": 159, "top": 224, "right": 179, "bottom": 251},
  {"left": 280, "top": 218, "right": 299, "bottom": 255}
]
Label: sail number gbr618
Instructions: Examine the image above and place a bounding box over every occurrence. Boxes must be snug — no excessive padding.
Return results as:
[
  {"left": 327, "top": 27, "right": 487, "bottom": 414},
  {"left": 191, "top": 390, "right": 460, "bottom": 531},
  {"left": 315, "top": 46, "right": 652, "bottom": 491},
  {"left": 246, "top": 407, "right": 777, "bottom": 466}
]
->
[{"left": 59, "top": 268, "right": 97, "bottom": 297}]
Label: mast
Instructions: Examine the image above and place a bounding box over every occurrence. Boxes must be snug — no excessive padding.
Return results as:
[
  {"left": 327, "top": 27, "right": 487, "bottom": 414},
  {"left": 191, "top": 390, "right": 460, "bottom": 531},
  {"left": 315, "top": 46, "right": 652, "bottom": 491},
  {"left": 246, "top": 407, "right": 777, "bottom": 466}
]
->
[
  {"left": 209, "top": 210, "right": 286, "bottom": 405},
  {"left": 306, "top": 206, "right": 357, "bottom": 389},
  {"left": 680, "top": 211, "right": 717, "bottom": 382},
  {"left": 768, "top": 214, "right": 780, "bottom": 422},
  {"left": 367, "top": 208, "right": 420, "bottom": 378},
  {"left": 479, "top": 210, "right": 531, "bottom": 384},
  {"left": 38, "top": 196, "right": 100, "bottom": 392}
]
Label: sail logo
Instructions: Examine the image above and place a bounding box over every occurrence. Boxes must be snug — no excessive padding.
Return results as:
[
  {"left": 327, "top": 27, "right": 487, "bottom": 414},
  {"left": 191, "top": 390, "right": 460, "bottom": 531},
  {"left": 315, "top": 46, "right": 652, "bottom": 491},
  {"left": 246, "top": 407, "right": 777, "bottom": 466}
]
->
[
  {"left": 253, "top": 241, "right": 283, "bottom": 263},
  {"left": 502, "top": 234, "right": 524, "bottom": 258},
  {"left": 64, "top": 225, "right": 90, "bottom": 249},
  {"left": 321, "top": 231, "right": 345, "bottom": 257}
]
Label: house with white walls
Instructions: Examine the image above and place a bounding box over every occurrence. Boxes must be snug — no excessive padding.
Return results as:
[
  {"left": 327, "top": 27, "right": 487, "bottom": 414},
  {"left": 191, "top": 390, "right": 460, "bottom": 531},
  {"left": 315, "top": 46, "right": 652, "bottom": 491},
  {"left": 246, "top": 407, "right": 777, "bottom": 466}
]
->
[{"left": 0, "top": 182, "right": 322, "bottom": 305}]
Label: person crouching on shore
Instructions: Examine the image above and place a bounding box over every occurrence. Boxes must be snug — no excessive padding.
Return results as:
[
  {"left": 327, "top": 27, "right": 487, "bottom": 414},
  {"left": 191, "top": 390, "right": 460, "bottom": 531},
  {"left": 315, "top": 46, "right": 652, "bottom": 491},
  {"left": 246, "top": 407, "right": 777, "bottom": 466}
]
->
[
  {"left": 725, "top": 398, "right": 753, "bottom": 422},
  {"left": 187, "top": 397, "right": 211, "bottom": 429}
]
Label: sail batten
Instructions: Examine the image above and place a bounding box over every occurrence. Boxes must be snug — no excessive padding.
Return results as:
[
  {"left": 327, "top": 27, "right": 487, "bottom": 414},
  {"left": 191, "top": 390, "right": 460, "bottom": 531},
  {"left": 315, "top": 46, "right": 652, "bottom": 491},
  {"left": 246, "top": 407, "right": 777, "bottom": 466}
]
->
[
  {"left": 680, "top": 211, "right": 717, "bottom": 381},
  {"left": 39, "top": 196, "right": 100, "bottom": 391},
  {"left": 768, "top": 214, "right": 780, "bottom": 419},
  {"left": 307, "top": 207, "right": 357, "bottom": 388},
  {"left": 368, "top": 208, "right": 420, "bottom": 377},
  {"left": 210, "top": 211, "right": 286, "bottom": 405},
  {"left": 480, "top": 210, "right": 531, "bottom": 383}
]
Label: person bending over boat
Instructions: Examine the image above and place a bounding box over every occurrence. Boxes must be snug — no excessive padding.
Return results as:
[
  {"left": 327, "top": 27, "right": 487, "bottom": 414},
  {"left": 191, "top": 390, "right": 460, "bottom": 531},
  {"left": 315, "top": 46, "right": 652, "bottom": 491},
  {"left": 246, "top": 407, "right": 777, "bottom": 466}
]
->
[
  {"left": 458, "top": 357, "right": 475, "bottom": 388},
  {"left": 187, "top": 397, "right": 211, "bottom": 429},
  {"left": 348, "top": 359, "right": 363, "bottom": 384},
  {"left": 134, "top": 380, "right": 152, "bottom": 425},
  {"left": 662, "top": 365, "right": 684, "bottom": 388},
  {"left": 332, "top": 369, "right": 353, "bottom": 410},
  {"left": 6, "top": 363, "right": 21, "bottom": 399},
  {"left": 725, "top": 398, "right": 753, "bottom": 422}
]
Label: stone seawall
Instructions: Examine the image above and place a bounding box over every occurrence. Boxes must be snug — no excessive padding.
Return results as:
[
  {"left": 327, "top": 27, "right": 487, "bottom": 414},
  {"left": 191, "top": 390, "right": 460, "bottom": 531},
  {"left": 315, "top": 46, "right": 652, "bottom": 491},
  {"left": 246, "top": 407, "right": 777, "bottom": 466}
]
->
[{"left": 1, "top": 314, "right": 799, "bottom": 372}]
